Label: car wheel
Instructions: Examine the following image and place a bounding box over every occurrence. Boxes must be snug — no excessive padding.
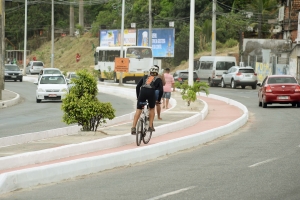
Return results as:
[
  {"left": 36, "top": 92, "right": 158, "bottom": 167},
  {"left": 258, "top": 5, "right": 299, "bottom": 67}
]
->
[
  {"left": 36, "top": 98, "right": 41, "bottom": 103},
  {"left": 208, "top": 79, "right": 214, "bottom": 87},
  {"left": 252, "top": 85, "right": 257, "bottom": 89},
  {"left": 20, "top": 79, "right": 23, "bottom": 82},
  {"left": 258, "top": 99, "right": 262, "bottom": 107},
  {"left": 14, "top": 79, "right": 17, "bottom": 82},
  {"left": 241, "top": 86, "right": 245, "bottom": 89},
  {"left": 262, "top": 98, "right": 267, "bottom": 108},
  {"left": 221, "top": 79, "right": 226, "bottom": 88},
  {"left": 231, "top": 80, "right": 236, "bottom": 89},
  {"left": 297, "top": 102, "right": 300, "bottom": 107},
  {"left": 292, "top": 103, "right": 296, "bottom": 107}
]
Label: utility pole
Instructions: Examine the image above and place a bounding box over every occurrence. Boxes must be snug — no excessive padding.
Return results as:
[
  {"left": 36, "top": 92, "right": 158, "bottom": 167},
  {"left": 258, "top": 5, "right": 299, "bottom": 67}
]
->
[
  {"left": 211, "top": 0, "right": 216, "bottom": 56},
  {"left": 188, "top": 0, "right": 195, "bottom": 86},
  {"left": 0, "top": 0, "right": 5, "bottom": 100},
  {"left": 149, "top": 0, "right": 152, "bottom": 47},
  {"left": 70, "top": 1, "right": 74, "bottom": 36},
  {"left": 51, "top": 0, "right": 54, "bottom": 68},
  {"left": 79, "top": 0, "right": 84, "bottom": 27}
]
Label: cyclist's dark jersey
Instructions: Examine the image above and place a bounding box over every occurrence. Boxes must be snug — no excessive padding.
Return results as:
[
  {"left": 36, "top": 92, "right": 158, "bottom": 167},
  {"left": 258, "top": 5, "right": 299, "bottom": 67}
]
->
[{"left": 136, "top": 75, "right": 163, "bottom": 109}]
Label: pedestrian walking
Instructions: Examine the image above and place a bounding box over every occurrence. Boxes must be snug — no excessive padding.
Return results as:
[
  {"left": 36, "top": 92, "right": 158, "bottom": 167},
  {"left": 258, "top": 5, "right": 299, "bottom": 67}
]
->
[{"left": 162, "top": 68, "right": 175, "bottom": 109}]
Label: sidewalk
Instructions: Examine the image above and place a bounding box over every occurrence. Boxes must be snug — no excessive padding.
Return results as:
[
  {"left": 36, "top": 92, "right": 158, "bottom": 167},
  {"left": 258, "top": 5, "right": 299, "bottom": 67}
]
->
[{"left": 0, "top": 80, "right": 248, "bottom": 195}]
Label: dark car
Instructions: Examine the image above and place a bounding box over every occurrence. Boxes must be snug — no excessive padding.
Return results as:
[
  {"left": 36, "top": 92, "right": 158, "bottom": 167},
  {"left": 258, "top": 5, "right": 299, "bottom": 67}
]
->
[
  {"left": 4, "top": 64, "right": 23, "bottom": 82},
  {"left": 257, "top": 75, "right": 300, "bottom": 108},
  {"left": 173, "top": 70, "right": 200, "bottom": 84}
]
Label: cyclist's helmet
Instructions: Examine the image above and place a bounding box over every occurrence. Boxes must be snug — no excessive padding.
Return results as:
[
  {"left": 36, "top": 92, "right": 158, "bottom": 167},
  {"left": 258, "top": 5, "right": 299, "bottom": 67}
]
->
[{"left": 149, "top": 66, "right": 159, "bottom": 75}]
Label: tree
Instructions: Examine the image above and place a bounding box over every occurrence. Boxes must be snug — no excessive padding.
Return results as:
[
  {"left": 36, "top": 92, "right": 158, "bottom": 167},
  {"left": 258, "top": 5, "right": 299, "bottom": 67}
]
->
[{"left": 61, "top": 69, "right": 115, "bottom": 132}]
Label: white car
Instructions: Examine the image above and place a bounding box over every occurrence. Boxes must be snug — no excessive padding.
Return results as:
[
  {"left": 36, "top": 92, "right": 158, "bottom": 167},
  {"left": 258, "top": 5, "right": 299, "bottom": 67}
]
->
[{"left": 35, "top": 74, "right": 69, "bottom": 103}]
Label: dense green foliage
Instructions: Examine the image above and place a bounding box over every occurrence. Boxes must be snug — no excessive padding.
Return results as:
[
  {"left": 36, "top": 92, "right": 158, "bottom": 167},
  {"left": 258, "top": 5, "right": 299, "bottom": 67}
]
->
[
  {"left": 61, "top": 69, "right": 115, "bottom": 131},
  {"left": 5, "top": 0, "right": 278, "bottom": 65}
]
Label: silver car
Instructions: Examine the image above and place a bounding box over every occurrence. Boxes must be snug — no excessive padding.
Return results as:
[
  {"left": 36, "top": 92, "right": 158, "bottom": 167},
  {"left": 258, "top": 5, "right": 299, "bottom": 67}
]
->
[
  {"left": 25, "top": 61, "right": 44, "bottom": 75},
  {"left": 221, "top": 66, "right": 257, "bottom": 89}
]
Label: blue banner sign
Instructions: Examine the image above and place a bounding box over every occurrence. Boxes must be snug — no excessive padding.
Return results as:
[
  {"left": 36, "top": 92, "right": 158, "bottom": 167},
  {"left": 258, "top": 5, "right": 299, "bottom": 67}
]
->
[{"left": 137, "top": 28, "right": 175, "bottom": 58}]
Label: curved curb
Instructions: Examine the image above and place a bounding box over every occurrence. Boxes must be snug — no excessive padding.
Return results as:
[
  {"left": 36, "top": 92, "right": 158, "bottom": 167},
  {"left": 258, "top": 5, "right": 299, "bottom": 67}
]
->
[
  {"left": 0, "top": 79, "right": 248, "bottom": 195},
  {"left": 0, "top": 90, "right": 20, "bottom": 109}
]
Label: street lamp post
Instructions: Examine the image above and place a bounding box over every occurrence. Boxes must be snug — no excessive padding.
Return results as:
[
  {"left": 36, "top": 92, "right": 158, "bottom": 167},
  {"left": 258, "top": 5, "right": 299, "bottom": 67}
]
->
[
  {"left": 23, "top": 0, "right": 28, "bottom": 76},
  {"left": 188, "top": 0, "right": 195, "bottom": 86},
  {"left": 119, "top": 0, "right": 125, "bottom": 86},
  {"left": 0, "top": 0, "right": 4, "bottom": 99},
  {"left": 51, "top": 0, "right": 54, "bottom": 68}
]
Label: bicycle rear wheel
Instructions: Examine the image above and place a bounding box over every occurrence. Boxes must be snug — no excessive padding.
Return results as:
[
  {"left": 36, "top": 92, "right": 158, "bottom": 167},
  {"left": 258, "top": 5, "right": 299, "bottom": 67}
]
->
[
  {"left": 142, "top": 118, "right": 152, "bottom": 144},
  {"left": 136, "top": 119, "right": 143, "bottom": 146}
]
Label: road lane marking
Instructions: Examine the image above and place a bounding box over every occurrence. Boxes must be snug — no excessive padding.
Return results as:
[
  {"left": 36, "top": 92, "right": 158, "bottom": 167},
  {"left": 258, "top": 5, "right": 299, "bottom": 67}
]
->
[
  {"left": 146, "top": 186, "right": 196, "bottom": 200},
  {"left": 249, "top": 158, "right": 278, "bottom": 168}
]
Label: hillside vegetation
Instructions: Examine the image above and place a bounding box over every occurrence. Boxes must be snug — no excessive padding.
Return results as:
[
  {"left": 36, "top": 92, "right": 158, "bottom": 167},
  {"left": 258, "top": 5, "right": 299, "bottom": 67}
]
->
[{"left": 29, "top": 33, "right": 239, "bottom": 74}]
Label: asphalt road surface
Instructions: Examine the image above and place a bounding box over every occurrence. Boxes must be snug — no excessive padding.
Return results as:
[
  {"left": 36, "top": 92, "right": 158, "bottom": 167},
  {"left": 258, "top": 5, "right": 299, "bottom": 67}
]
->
[
  {"left": 0, "top": 81, "right": 135, "bottom": 138},
  {"left": 1, "top": 86, "right": 300, "bottom": 200}
]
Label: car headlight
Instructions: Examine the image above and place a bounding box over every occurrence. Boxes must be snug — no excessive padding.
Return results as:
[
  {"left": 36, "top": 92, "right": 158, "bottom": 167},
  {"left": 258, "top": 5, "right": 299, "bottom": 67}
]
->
[
  {"left": 37, "top": 88, "right": 45, "bottom": 92},
  {"left": 61, "top": 88, "right": 68, "bottom": 93},
  {"left": 5, "top": 73, "right": 8, "bottom": 75}
]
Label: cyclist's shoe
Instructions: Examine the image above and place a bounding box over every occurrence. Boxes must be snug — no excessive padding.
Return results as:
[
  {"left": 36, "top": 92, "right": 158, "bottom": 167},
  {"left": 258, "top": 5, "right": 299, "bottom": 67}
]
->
[
  {"left": 131, "top": 127, "right": 136, "bottom": 135},
  {"left": 148, "top": 127, "right": 155, "bottom": 132}
]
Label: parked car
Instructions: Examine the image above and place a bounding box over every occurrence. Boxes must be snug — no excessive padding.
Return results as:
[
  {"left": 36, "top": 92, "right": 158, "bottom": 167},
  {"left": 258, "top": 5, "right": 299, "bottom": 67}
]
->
[
  {"left": 34, "top": 74, "right": 69, "bottom": 103},
  {"left": 173, "top": 70, "right": 200, "bottom": 84},
  {"left": 221, "top": 66, "right": 257, "bottom": 89},
  {"left": 38, "top": 68, "right": 62, "bottom": 80},
  {"left": 25, "top": 61, "right": 44, "bottom": 75},
  {"left": 257, "top": 75, "right": 300, "bottom": 108},
  {"left": 4, "top": 64, "right": 23, "bottom": 82}
]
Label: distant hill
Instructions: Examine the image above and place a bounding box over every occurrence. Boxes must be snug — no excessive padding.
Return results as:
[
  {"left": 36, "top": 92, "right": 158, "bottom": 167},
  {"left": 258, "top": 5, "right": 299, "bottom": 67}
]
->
[{"left": 29, "top": 33, "right": 239, "bottom": 74}]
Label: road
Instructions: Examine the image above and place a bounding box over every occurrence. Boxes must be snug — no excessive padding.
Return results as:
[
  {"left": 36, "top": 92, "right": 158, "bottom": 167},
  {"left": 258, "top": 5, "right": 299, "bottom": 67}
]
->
[
  {"left": 0, "top": 81, "right": 135, "bottom": 138},
  {"left": 1, "top": 86, "right": 300, "bottom": 200}
]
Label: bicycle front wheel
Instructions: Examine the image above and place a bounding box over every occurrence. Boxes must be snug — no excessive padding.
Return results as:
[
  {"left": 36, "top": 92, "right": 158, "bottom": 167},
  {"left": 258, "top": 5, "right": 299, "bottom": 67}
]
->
[
  {"left": 136, "top": 119, "right": 143, "bottom": 146},
  {"left": 142, "top": 118, "right": 152, "bottom": 144}
]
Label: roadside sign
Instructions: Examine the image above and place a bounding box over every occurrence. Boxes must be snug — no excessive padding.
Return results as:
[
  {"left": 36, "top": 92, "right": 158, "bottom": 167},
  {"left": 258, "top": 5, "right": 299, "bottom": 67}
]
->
[{"left": 115, "top": 57, "right": 129, "bottom": 72}]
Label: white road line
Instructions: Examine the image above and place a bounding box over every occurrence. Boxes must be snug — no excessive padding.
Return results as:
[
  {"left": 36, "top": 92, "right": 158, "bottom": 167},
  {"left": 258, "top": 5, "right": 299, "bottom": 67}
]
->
[
  {"left": 146, "top": 186, "right": 196, "bottom": 200},
  {"left": 249, "top": 158, "right": 278, "bottom": 168}
]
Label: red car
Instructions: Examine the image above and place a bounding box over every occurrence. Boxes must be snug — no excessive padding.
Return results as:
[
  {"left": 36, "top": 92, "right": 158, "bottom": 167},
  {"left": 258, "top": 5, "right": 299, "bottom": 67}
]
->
[{"left": 257, "top": 75, "right": 300, "bottom": 108}]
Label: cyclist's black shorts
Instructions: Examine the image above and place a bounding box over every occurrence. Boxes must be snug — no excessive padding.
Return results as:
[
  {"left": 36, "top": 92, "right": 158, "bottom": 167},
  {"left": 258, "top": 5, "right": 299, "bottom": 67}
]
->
[{"left": 137, "top": 88, "right": 156, "bottom": 109}]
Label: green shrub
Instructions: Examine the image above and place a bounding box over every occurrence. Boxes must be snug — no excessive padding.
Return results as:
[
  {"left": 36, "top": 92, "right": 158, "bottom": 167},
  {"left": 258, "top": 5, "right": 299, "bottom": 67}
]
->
[
  {"left": 61, "top": 69, "right": 115, "bottom": 131},
  {"left": 224, "top": 38, "right": 238, "bottom": 48},
  {"left": 175, "top": 81, "right": 209, "bottom": 106},
  {"left": 216, "top": 41, "right": 223, "bottom": 49},
  {"left": 103, "top": 66, "right": 114, "bottom": 80}
]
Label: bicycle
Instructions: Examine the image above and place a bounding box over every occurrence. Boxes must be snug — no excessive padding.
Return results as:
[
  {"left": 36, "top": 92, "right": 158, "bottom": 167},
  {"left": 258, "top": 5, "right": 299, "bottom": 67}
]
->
[{"left": 136, "top": 100, "right": 152, "bottom": 146}]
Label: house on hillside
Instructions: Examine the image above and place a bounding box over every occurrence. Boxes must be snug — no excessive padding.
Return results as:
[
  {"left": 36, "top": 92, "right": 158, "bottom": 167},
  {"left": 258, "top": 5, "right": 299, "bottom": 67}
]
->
[{"left": 242, "top": 0, "right": 300, "bottom": 82}]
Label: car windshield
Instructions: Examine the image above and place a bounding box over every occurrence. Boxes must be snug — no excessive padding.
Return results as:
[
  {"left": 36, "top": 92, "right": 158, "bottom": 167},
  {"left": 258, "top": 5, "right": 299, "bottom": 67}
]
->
[
  {"left": 267, "top": 77, "right": 297, "bottom": 84},
  {"left": 69, "top": 74, "right": 78, "bottom": 79},
  {"left": 40, "top": 76, "right": 66, "bottom": 84},
  {"left": 239, "top": 68, "right": 254, "bottom": 73},
  {"left": 5, "top": 65, "right": 20, "bottom": 71},
  {"left": 44, "top": 70, "right": 61, "bottom": 74}
]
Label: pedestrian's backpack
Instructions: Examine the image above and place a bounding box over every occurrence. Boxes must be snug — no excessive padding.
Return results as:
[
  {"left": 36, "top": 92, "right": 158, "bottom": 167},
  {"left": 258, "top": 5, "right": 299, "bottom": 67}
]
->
[{"left": 142, "top": 75, "right": 157, "bottom": 89}]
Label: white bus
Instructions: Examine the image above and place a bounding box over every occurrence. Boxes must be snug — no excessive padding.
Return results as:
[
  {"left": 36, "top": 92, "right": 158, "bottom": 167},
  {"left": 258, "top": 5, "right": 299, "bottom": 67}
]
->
[{"left": 94, "top": 46, "right": 153, "bottom": 83}]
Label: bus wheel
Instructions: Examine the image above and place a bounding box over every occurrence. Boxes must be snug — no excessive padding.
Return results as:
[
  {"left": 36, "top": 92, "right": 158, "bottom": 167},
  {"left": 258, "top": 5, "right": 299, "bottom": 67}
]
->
[{"left": 98, "top": 70, "right": 104, "bottom": 82}]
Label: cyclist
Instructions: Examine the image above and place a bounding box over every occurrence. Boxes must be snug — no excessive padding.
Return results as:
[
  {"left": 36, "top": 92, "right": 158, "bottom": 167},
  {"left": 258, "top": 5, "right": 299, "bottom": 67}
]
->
[{"left": 131, "top": 66, "right": 164, "bottom": 135}]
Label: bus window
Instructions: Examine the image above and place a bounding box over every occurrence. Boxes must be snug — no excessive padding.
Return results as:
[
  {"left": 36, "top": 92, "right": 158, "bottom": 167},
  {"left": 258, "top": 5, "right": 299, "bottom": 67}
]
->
[{"left": 126, "top": 48, "right": 152, "bottom": 59}]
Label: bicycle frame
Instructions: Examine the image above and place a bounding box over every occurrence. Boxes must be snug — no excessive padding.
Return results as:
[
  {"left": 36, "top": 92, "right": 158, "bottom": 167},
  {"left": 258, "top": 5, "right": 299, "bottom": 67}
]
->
[{"left": 136, "top": 101, "right": 152, "bottom": 146}]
